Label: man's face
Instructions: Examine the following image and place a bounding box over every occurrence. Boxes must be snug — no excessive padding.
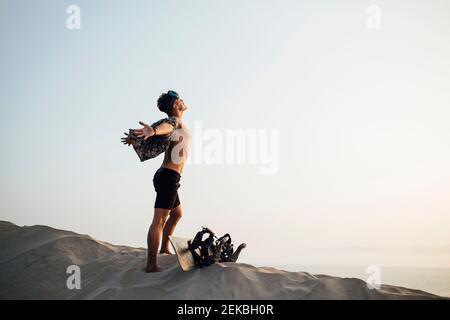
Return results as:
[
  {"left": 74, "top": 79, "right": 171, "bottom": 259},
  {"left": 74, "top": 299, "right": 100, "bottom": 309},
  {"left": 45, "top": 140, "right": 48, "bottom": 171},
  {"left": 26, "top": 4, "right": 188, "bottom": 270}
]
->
[{"left": 174, "top": 98, "right": 187, "bottom": 112}]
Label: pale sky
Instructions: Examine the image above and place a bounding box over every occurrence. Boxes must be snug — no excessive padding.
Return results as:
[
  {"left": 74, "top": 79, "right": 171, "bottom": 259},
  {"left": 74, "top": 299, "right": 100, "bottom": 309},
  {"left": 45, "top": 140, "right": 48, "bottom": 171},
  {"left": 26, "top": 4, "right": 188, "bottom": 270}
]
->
[{"left": 1, "top": 0, "right": 450, "bottom": 268}]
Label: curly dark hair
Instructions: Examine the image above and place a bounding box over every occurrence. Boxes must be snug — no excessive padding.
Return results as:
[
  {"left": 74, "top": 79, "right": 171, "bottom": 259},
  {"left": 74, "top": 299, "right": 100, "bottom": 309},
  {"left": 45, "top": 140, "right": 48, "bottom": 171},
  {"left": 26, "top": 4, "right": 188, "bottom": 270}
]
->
[{"left": 157, "top": 93, "right": 173, "bottom": 116}]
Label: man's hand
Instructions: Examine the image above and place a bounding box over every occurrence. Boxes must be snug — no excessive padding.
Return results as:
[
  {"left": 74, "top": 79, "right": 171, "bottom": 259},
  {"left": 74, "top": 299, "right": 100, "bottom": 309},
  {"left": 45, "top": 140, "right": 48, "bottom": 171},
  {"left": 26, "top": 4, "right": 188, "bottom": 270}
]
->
[
  {"left": 133, "top": 121, "right": 155, "bottom": 140},
  {"left": 121, "top": 132, "right": 134, "bottom": 146}
]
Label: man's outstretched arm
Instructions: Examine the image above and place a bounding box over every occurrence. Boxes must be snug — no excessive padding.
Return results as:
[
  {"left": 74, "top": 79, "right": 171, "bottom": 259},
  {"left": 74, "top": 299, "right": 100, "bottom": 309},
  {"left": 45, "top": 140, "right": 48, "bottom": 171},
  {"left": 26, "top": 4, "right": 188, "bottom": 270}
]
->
[{"left": 133, "top": 121, "right": 174, "bottom": 140}]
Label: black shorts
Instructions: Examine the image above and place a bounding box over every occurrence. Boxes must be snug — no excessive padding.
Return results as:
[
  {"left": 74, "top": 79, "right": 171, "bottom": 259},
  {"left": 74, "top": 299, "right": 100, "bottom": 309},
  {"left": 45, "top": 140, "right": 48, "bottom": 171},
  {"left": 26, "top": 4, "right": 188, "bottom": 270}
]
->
[{"left": 153, "top": 167, "right": 181, "bottom": 209}]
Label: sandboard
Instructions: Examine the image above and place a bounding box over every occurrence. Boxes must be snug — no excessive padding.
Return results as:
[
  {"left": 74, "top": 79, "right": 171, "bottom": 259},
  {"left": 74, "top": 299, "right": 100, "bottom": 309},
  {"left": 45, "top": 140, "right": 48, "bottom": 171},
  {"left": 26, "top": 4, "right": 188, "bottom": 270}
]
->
[{"left": 168, "top": 236, "right": 198, "bottom": 271}]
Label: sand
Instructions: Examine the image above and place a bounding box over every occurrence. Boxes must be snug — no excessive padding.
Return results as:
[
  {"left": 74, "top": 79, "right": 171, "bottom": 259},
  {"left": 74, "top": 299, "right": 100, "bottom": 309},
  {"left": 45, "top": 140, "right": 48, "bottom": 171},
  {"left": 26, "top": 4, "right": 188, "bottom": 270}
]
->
[{"left": 0, "top": 221, "right": 444, "bottom": 300}]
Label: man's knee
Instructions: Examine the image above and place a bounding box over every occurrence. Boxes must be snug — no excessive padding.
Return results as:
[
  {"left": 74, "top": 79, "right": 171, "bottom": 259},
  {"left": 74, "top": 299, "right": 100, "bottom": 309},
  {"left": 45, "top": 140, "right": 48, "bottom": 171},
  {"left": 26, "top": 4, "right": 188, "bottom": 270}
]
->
[
  {"left": 151, "top": 219, "right": 166, "bottom": 230},
  {"left": 152, "top": 210, "right": 170, "bottom": 226},
  {"left": 171, "top": 207, "right": 183, "bottom": 220}
]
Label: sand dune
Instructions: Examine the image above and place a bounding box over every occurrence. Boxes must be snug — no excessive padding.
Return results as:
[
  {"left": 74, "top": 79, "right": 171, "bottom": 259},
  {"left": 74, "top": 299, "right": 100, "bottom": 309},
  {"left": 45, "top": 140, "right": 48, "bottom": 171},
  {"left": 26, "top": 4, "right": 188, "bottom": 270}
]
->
[{"left": 0, "top": 221, "right": 443, "bottom": 300}]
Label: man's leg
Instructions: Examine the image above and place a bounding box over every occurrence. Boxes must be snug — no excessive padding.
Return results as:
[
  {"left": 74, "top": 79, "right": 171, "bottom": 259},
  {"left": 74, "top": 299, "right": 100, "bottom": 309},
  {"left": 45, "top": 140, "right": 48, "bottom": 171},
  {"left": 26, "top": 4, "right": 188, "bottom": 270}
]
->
[
  {"left": 146, "top": 208, "right": 170, "bottom": 272},
  {"left": 160, "top": 204, "right": 183, "bottom": 254}
]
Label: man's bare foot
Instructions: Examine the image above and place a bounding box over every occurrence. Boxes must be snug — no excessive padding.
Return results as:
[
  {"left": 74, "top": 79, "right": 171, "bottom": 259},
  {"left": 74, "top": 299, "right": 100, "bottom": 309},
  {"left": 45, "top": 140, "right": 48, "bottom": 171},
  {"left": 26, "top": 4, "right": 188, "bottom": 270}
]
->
[
  {"left": 159, "top": 249, "right": 174, "bottom": 255},
  {"left": 146, "top": 265, "right": 162, "bottom": 273}
]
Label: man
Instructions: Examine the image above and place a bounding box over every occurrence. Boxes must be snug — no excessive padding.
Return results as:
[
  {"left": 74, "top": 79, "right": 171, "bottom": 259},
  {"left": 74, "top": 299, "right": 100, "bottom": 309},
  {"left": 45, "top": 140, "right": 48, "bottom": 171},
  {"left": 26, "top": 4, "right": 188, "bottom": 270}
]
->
[{"left": 122, "top": 90, "right": 190, "bottom": 272}]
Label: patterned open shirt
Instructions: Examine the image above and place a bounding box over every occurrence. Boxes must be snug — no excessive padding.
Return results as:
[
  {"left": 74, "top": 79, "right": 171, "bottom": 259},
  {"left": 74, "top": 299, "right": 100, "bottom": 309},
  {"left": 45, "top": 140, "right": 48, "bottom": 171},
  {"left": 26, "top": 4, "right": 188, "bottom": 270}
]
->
[{"left": 130, "top": 116, "right": 178, "bottom": 162}]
